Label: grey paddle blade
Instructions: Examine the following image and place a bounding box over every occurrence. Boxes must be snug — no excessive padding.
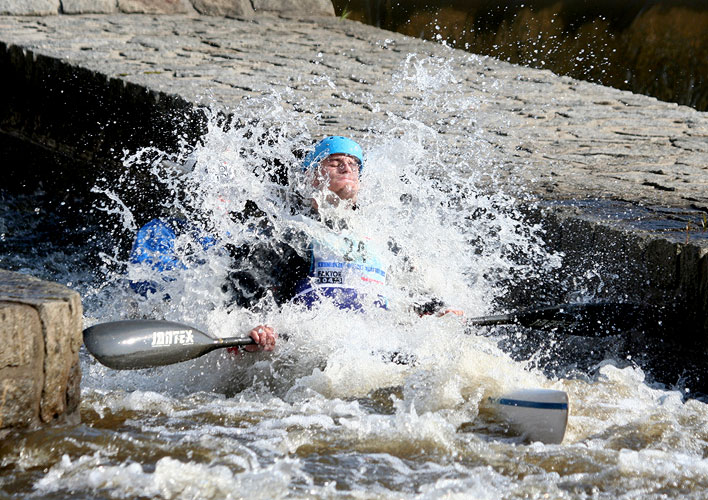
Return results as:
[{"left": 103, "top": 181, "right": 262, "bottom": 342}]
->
[{"left": 83, "top": 319, "right": 254, "bottom": 370}]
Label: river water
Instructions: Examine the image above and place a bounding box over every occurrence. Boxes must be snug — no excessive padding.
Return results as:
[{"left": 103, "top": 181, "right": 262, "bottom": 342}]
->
[{"left": 3, "top": 54, "right": 708, "bottom": 499}]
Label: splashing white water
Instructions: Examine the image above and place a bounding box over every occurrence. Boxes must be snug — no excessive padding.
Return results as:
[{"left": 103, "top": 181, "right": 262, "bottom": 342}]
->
[{"left": 79, "top": 53, "right": 564, "bottom": 401}]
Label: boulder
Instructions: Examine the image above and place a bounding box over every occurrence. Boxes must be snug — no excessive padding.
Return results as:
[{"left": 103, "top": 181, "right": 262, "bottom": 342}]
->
[
  {"left": 0, "top": 270, "right": 82, "bottom": 438},
  {"left": 61, "top": 0, "right": 117, "bottom": 14}
]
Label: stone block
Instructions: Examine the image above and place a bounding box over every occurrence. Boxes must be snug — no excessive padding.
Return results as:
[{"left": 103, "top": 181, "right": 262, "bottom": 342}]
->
[
  {"left": 191, "top": 0, "right": 253, "bottom": 17},
  {"left": 0, "top": 303, "right": 41, "bottom": 368},
  {"left": 0, "top": 0, "right": 59, "bottom": 15},
  {"left": 252, "top": 0, "right": 334, "bottom": 16},
  {"left": 38, "top": 300, "right": 82, "bottom": 423},
  {"left": 0, "top": 376, "right": 42, "bottom": 430},
  {"left": 0, "top": 303, "right": 44, "bottom": 431},
  {"left": 61, "top": 0, "right": 117, "bottom": 14},
  {"left": 118, "top": 0, "right": 194, "bottom": 14},
  {"left": 0, "top": 270, "right": 82, "bottom": 434}
]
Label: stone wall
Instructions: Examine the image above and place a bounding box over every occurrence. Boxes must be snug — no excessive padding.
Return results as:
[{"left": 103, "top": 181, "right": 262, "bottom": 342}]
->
[
  {"left": 526, "top": 206, "right": 708, "bottom": 392},
  {"left": 0, "top": 270, "right": 82, "bottom": 437},
  {"left": 0, "top": 0, "right": 335, "bottom": 16},
  {"left": 0, "top": 39, "right": 202, "bottom": 200},
  {"left": 539, "top": 207, "right": 708, "bottom": 339}
]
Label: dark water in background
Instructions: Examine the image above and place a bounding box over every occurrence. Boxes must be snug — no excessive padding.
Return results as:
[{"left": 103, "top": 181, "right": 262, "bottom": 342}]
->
[{"left": 333, "top": 0, "right": 708, "bottom": 111}]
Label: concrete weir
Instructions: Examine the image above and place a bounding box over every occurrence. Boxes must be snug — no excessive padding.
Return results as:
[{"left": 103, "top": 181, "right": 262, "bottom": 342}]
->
[{"left": 0, "top": 3, "right": 707, "bottom": 404}]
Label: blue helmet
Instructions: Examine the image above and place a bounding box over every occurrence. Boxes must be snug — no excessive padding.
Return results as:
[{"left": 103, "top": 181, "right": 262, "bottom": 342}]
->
[{"left": 302, "top": 136, "right": 364, "bottom": 172}]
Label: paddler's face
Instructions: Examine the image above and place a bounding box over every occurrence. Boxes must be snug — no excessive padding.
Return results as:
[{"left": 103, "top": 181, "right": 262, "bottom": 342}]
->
[{"left": 313, "top": 153, "right": 361, "bottom": 203}]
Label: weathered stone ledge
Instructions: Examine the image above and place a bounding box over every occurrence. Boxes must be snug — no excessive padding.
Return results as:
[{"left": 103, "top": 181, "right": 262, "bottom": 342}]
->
[
  {"left": 0, "top": 0, "right": 334, "bottom": 17},
  {"left": 537, "top": 204, "right": 708, "bottom": 336},
  {"left": 1, "top": 14, "right": 705, "bottom": 210},
  {"left": 0, "top": 269, "right": 82, "bottom": 437}
]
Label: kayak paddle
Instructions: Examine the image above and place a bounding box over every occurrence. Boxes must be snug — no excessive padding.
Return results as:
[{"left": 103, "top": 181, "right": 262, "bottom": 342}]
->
[
  {"left": 83, "top": 319, "right": 255, "bottom": 370},
  {"left": 467, "top": 301, "right": 650, "bottom": 336},
  {"left": 83, "top": 319, "right": 569, "bottom": 444},
  {"left": 84, "top": 302, "right": 645, "bottom": 370}
]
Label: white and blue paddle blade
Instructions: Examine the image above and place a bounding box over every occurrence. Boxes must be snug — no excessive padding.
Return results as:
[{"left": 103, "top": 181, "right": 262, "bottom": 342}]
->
[{"left": 492, "top": 388, "right": 569, "bottom": 444}]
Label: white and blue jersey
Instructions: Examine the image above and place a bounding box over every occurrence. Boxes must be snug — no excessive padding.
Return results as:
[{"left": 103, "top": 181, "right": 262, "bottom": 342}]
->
[{"left": 293, "top": 229, "right": 388, "bottom": 311}]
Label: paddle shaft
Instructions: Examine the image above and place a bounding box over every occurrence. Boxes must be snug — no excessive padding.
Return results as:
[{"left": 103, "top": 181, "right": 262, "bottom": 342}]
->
[{"left": 466, "top": 302, "right": 647, "bottom": 336}]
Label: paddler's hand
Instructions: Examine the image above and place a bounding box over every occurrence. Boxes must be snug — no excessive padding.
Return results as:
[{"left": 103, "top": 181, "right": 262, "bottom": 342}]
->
[
  {"left": 437, "top": 308, "right": 464, "bottom": 317},
  {"left": 243, "top": 324, "right": 277, "bottom": 352}
]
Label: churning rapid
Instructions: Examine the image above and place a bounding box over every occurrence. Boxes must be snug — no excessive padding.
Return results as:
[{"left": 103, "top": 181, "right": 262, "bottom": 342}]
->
[{"left": 3, "top": 54, "right": 708, "bottom": 499}]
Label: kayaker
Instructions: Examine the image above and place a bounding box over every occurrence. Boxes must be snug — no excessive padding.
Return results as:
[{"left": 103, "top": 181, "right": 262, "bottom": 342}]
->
[{"left": 130, "top": 136, "right": 460, "bottom": 353}]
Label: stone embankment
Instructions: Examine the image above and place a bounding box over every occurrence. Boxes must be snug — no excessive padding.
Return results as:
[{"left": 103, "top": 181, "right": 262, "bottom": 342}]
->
[
  {"left": 1, "top": 11, "right": 706, "bottom": 206},
  {"left": 0, "top": 270, "right": 82, "bottom": 438},
  {"left": 1, "top": 13, "right": 705, "bottom": 208},
  {"left": 0, "top": 0, "right": 334, "bottom": 17},
  {"left": 0, "top": 8, "right": 706, "bottom": 384}
]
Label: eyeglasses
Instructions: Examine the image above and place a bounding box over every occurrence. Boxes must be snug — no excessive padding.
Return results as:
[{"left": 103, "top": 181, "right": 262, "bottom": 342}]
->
[{"left": 320, "top": 156, "right": 360, "bottom": 172}]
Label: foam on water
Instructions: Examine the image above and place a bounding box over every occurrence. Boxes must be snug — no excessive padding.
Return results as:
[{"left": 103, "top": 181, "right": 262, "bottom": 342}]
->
[
  {"left": 35, "top": 453, "right": 302, "bottom": 499},
  {"left": 4, "top": 52, "right": 708, "bottom": 499},
  {"left": 16, "top": 369, "right": 708, "bottom": 498}
]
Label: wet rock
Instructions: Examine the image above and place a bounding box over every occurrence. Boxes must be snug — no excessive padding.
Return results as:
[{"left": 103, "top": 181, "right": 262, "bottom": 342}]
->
[
  {"left": 0, "top": 270, "right": 82, "bottom": 438},
  {"left": 532, "top": 203, "right": 708, "bottom": 338},
  {"left": 0, "top": 0, "right": 59, "bottom": 15}
]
